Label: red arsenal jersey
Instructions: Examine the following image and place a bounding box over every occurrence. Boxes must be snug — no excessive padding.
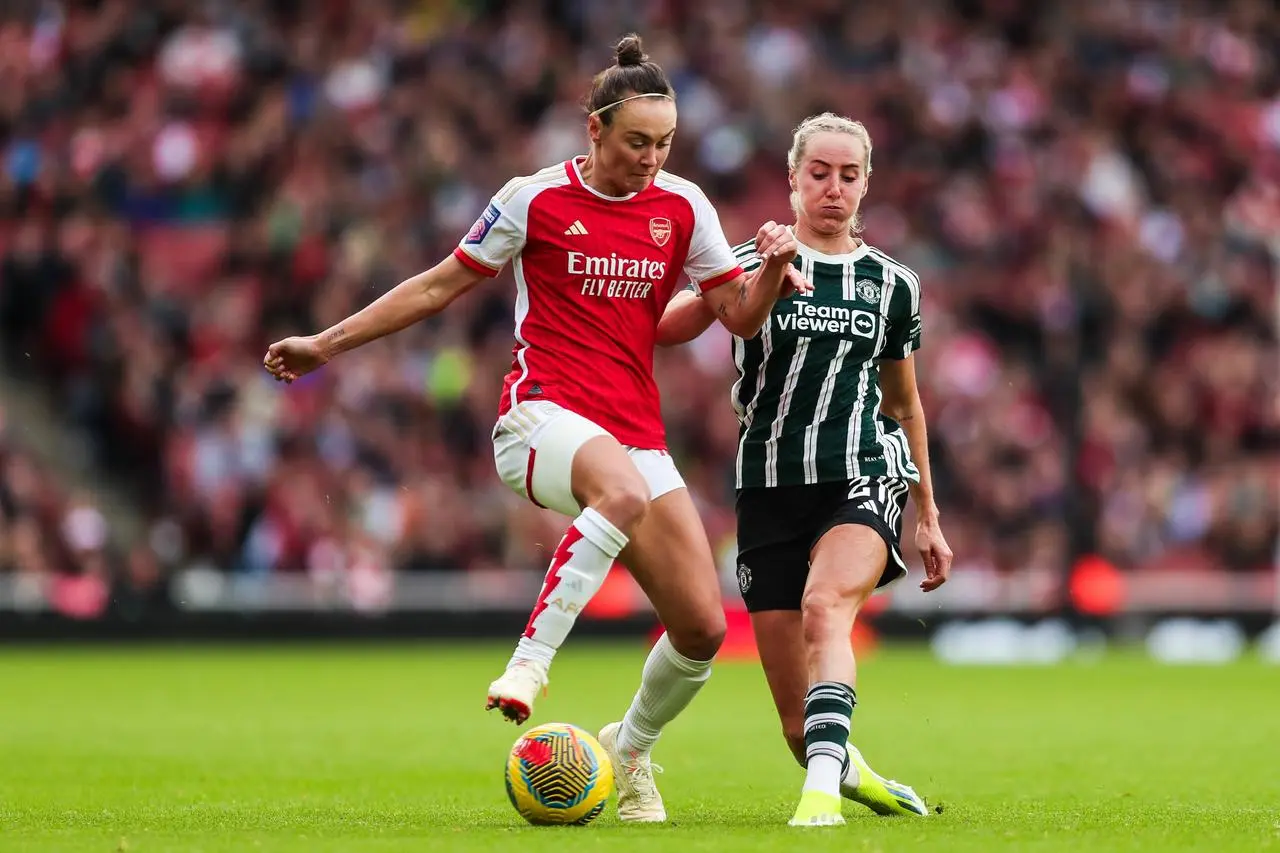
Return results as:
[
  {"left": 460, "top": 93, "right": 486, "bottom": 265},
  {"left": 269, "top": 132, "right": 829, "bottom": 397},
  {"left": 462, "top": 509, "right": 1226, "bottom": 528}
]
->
[{"left": 453, "top": 157, "right": 744, "bottom": 449}]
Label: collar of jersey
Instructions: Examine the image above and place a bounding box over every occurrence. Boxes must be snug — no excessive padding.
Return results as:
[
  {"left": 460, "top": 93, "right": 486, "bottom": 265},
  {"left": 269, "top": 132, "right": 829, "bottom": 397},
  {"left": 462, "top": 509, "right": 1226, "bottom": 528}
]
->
[
  {"left": 791, "top": 228, "right": 872, "bottom": 264},
  {"left": 569, "top": 156, "right": 641, "bottom": 202}
]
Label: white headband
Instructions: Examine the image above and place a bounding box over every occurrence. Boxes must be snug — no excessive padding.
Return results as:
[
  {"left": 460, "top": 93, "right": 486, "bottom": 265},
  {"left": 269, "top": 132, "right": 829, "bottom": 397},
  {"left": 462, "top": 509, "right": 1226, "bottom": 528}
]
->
[{"left": 589, "top": 93, "right": 673, "bottom": 118}]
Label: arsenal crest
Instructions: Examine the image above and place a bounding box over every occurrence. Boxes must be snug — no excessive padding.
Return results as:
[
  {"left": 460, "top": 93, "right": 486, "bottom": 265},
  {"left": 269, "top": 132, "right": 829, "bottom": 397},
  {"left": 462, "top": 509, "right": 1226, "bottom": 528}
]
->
[{"left": 649, "top": 217, "right": 672, "bottom": 247}]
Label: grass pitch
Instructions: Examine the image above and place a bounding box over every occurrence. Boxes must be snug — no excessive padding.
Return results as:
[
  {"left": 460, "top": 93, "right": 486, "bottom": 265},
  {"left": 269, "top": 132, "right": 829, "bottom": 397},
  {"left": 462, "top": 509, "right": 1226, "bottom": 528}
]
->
[{"left": 0, "top": 642, "right": 1276, "bottom": 852}]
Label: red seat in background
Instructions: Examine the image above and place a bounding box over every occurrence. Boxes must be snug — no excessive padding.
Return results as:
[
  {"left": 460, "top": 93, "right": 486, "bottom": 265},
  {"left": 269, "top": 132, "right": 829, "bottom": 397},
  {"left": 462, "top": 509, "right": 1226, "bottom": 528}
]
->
[{"left": 136, "top": 224, "right": 230, "bottom": 296}]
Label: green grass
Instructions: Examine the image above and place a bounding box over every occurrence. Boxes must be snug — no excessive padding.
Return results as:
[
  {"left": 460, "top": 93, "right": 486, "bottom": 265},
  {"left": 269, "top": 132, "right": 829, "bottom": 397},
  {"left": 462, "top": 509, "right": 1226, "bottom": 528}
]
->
[{"left": 0, "top": 642, "right": 1276, "bottom": 852}]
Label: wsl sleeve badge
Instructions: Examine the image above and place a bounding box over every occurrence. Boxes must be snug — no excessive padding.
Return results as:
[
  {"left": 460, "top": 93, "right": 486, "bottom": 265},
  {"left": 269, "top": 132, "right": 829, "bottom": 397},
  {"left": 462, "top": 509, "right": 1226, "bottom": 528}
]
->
[
  {"left": 465, "top": 202, "right": 502, "bottom": 245},
  {"left": 505, "top": 723, "right": 614, "bottom": 825}
]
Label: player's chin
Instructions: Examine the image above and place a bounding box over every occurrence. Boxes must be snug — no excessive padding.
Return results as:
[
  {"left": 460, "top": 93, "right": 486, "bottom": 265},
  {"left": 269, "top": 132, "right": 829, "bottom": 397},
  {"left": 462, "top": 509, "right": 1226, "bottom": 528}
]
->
[
  {"left": 628, "top": 172, "right": 657, "bottom": 190},
  {"left": 809, "top": 214, "right": 849, "bottom": 234}
]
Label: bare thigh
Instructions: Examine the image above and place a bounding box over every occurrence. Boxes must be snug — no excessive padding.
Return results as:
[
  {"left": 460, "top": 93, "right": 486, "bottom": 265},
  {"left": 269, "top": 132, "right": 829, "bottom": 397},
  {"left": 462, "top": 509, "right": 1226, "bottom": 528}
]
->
[
  {"left": 799, "top": 523, "right": 888, "bottom": 686},
  {"left": 619, "top": 487, "right": 725, "bottom": 660},
  {"left": 806, "top": 523, "right": 887, "bottom": 611},
  {"left": 568, "top": 435, "right": 651, "bottom": 531}
]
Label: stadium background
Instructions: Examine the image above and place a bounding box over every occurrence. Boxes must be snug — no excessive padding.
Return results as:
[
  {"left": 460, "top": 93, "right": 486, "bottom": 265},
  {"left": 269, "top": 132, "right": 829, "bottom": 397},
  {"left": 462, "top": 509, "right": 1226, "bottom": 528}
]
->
[
  {"left": 2, "top": 3, "right": 1278, "bottom": 851},
  {"left": 0, "top": 0, "right": 1276, "bottom": 661}
]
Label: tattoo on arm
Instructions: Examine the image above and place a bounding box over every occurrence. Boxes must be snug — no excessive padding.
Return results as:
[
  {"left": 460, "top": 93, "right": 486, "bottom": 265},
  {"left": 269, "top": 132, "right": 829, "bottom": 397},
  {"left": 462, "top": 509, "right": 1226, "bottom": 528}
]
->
[
  {"left": 321, "top": 326, "right": 348, "bottom": 352},
  {"left": 737, "top": 278, "right": 750, "bottom": 305},
  {"left": 717, "top": 301, "right": 729, "bottom": 318},
  {"left": 899, "top": 414, "right": 916, "bottom": 423}
]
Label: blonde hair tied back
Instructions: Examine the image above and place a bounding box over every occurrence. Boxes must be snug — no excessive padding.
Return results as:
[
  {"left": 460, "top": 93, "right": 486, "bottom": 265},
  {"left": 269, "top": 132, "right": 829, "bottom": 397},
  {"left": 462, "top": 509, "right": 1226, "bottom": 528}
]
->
[{"left": 787, "top": 112, "right": 873, "bottom": 236}]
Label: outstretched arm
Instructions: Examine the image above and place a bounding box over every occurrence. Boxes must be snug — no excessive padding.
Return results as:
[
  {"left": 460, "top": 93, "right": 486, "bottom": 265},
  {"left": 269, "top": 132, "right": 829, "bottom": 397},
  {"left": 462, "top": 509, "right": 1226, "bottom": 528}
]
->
[
  {"left": 699, "top": 221, "right": 809, "bottom": 339},
  {"left": 318, "top": 255, "right": 484, "bottom": 356},
  {"left": 657, "top": 264, "right": 812, "bottom": 347},
  {"left": 264, "top": 254, "right": 485, "bottom": 381},
  {"left": 879, "top": 354, "right": 952, "bottom": 591}
]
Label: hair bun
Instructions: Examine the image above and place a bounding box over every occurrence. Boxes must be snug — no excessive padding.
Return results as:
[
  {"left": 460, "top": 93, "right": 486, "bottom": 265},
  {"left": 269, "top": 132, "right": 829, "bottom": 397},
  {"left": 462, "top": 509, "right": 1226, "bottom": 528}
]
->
[{"left": 615, "top": 34, "right": 647, "bottom": 66}]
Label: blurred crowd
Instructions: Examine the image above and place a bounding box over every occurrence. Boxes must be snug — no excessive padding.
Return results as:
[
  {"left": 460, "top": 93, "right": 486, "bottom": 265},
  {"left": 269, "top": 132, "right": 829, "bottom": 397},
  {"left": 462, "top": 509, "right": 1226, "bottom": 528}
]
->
[{"left": 1, "top": 0, "right": 1277, "bottom": 616}]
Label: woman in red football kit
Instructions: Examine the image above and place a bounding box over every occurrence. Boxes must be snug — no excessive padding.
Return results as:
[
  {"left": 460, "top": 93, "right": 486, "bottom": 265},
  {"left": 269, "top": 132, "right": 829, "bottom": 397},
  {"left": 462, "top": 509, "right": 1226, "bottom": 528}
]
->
[{"left": 264, "top": 34, "right": 808, "bottom": 822}]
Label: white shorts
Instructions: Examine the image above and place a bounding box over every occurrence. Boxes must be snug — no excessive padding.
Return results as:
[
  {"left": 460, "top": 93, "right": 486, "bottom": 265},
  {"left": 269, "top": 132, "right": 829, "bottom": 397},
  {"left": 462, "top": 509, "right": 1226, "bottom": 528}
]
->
[{"left": 492, "top": 400, "right": 686, "bottom": 518}]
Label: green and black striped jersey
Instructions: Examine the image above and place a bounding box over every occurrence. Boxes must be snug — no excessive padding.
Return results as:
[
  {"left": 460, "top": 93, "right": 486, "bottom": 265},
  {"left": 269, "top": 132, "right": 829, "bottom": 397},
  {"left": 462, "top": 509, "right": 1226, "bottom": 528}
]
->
[{"left": 731, "top": 236, "right": 922, "bottom": 489}]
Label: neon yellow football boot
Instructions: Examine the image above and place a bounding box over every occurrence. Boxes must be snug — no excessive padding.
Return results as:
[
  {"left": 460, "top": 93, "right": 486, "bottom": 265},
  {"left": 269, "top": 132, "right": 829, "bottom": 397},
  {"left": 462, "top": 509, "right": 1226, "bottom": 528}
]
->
[
  {"left": 841, "top": 743, "right": 930, "bottom": 816},
  {"left": 788, "top": 789, "right": 845, "bottom": 827}
]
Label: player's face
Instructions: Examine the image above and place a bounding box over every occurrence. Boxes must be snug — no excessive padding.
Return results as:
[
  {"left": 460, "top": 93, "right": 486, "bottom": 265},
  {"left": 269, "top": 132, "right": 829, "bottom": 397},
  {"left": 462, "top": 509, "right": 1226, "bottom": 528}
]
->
[
  {"left": 591, "top": 98, "right": 677, "bottom": 194},
  {"left": 792, "top": 133, "right": 869, "bottom": 236}
]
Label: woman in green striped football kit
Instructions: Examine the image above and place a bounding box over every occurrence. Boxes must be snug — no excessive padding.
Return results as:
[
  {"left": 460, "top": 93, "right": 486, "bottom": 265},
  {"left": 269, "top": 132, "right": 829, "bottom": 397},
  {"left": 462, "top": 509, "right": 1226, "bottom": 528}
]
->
[{"left": 657, "top": 113, "right": 952, "bottom": 826}]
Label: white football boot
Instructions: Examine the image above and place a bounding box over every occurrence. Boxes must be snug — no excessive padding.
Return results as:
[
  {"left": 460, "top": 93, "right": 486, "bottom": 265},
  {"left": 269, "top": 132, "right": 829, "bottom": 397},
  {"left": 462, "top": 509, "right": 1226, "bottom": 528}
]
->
[
  {"left": 598, "top": 721, "right": 667, "bottom": 822},
  {"left": 485, "top": 659, "right": 549, "bottom": 724}
]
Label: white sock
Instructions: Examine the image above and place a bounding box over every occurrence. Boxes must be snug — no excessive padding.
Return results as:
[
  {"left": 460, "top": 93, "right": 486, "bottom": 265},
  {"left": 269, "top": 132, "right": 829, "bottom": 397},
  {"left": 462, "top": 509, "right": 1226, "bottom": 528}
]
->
[
  {"left": 840, "top": 756, "right": 862, "bottom": 795},
  {"left": 508, "top": 507, "right": 627, "bottom": 669},
  {"left": 617, "top": 632, "right": 713, "bottom": 756},
  {"left": 802, "top": 682, "right": 855, "bottom": 798},
  {"left": 509, "top": 636, "right": 555, "bottom": 667},
  {"left": 803, "top": 754, "right": 845, "bottom": 796}
]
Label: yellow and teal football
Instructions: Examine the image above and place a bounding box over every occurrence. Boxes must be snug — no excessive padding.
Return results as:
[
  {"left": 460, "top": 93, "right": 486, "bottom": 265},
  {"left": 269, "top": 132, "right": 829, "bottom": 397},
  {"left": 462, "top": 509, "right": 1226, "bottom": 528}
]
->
[{"left": 504, "top": 722, "right": 613, "bottom": 825}]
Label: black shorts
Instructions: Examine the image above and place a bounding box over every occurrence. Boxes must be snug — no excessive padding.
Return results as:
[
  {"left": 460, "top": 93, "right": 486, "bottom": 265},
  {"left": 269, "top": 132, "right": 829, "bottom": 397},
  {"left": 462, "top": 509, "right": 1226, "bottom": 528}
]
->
[{"left": 734, "top": 476, "right": 911, "bottom": 612}]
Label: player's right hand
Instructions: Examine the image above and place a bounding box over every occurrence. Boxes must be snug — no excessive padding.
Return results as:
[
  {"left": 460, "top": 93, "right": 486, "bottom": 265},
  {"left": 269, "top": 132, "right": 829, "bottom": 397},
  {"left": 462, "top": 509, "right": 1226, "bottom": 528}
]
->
[{"left": 263, "top": 335, "right": 328, "bottom": 383}]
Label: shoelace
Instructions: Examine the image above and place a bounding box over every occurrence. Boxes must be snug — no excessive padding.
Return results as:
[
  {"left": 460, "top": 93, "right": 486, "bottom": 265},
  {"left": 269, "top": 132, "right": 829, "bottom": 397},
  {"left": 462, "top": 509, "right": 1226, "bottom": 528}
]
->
[{"left": 621, "top": 756, "right": 664, "bottom": 800}]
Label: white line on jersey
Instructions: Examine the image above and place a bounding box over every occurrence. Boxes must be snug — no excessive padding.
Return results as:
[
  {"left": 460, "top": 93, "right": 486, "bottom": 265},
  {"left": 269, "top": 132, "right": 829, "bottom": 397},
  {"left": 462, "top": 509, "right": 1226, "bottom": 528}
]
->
[{"left": 564, "top": 220, "right": 589, "bottom": 236}]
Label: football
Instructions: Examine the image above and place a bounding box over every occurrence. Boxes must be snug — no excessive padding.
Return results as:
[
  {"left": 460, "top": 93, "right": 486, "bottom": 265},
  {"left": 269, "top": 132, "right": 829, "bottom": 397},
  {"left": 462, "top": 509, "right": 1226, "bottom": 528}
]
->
[{"left": 504, "top": 722, "right": 614, "bottom": 825}]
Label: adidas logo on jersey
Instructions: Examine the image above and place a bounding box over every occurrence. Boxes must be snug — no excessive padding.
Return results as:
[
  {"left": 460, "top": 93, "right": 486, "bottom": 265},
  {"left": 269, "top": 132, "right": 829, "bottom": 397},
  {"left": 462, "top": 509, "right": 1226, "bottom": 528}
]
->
[{"left": 564, "top": 220, "right": 589, "bottom": 236}]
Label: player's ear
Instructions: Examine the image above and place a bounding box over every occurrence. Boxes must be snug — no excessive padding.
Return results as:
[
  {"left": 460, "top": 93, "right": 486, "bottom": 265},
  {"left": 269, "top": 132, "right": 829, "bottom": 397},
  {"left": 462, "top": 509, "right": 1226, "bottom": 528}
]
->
[
  {"left": 788, "top": 168, "right": 797, "bottom": 193},
  {"left": 587, "top": 115, "right": 604, "bottom": 146}
]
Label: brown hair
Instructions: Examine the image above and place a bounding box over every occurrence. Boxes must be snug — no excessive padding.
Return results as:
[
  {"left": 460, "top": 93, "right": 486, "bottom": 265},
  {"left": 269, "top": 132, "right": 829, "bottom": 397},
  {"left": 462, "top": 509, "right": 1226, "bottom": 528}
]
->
[{"left": 583, "top": 34, "right": 675, "bottom": 126}]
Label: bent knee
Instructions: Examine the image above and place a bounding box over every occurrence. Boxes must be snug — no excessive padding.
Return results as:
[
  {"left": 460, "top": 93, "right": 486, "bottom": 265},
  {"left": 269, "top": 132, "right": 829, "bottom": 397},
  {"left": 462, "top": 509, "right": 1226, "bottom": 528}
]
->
[
  {"left": 800, "top": 584, "right": 845, "bottom": 616},
  {"left": 666, "top": 613, "right": 726, "bottom": 661},
  {"left": 800, "top": 585, "right": 853, "bottom": 626},
  {"left": 592, "top": 480, "right": 651, "bottom": 533},
  {"left": 800, "top": 584, "right": 870, "bottom": 645},
  {"left": 801, "top": 576, "right": 877, "bottom": 619}
]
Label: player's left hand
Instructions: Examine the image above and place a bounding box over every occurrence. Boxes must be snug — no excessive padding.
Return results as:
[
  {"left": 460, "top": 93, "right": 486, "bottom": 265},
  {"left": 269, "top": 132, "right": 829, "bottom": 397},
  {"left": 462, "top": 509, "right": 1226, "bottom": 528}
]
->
[
  {"left": 779, "top": 266, "right": 812, "bottom": 297},
  {"left": 916, "top": 514, "right": 952, "bottom": 592}
]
